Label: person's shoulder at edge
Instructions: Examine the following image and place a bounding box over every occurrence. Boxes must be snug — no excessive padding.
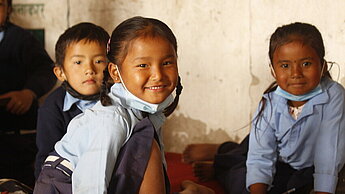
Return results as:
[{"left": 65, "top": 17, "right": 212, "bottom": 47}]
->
[
  {"left": 39, "top": 86, "right": 66, "bottom": 109},
  {"left": 5, "top": 22, "right": 33, "bottom": 39}
]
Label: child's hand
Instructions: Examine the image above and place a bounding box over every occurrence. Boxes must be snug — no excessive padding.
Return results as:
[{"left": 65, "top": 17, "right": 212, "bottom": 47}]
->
[{"left": 0, "top": 89, "right": 36, "bottom": 115}]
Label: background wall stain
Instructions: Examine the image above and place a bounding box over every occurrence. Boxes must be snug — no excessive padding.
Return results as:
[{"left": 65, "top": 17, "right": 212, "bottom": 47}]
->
[{"left": 163, "top": 114, "right": 241, "bottom": 153}]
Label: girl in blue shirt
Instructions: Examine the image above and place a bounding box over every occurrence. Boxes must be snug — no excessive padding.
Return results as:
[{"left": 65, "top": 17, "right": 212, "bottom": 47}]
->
[
  {"left": 247, "top": 22, "right": 345, "bottom": 194},
  {"left": 34, "top": 16, "right": 182, "bottom": 194}
]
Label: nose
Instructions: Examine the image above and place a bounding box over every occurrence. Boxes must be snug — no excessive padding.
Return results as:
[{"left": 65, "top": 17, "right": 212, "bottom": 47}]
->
[
  {"left": 290, "top": 64, "right": 303, "bottom": 79},
  {"left": 85, "top": 63, "right": 95, "bottom": 75},
  {"left": 150, "top": 65, "right": 163, "bottom": 81}
]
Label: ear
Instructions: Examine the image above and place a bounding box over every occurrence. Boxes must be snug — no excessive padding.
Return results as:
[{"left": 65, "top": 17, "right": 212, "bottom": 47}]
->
[
  {"left": 108, "top": 63, "right": 121, "bottom": 83},
  {"left": 53, "top": 66, "right": 67, "bottom": 82}
]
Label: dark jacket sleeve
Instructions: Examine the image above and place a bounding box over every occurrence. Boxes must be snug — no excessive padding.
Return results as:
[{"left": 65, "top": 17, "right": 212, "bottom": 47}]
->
[{"left": 34, "top": 87, "right": 82, "bottom": 178}]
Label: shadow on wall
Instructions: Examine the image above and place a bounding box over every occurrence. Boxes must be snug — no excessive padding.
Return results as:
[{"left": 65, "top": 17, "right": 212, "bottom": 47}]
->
[{"left": 163, "top": 114, "right": 242, "bottom": 153}]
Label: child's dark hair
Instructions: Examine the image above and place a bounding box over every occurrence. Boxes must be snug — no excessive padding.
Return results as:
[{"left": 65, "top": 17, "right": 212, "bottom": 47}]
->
[
  {"left": 255, "top": 22, "right": 331, "bottom": 133},
  {"left": 55, "top": 22, "right": 109, "bottom": 67},
  {"left": 101, "top": 16, "right": 182, "bottom": 117}
]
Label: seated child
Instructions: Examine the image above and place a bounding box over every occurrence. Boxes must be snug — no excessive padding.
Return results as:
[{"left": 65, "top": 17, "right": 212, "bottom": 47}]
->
[
  {"left": 246, "top": 22, "right": 345, "bottom": 194},
  {"left": 34, "top": 16, "right": 183, "bottom": 194},
  {"left": 184, "top": 22, "right": 345, "bottom": 194},
  {"left": 34, "top": 22, "right": 109, "bottom": 178}
]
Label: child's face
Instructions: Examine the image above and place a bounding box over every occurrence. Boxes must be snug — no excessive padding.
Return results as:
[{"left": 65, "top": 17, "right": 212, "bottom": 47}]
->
[
  {"left": 272, "top": 40, "right": 322, "bottom": 96},
  {"left": 114, "top": 36, "right": 178, "bottom": 104},
  {"left": 54, "top": 40, "right": 107, "bottom": 95}
]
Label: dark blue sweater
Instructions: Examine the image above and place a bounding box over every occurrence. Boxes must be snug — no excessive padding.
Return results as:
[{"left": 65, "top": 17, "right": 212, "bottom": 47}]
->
[
  {"left": 0, "top": 22, "right": 56, "bottom": 131},
  {"left": 35, "top": 87, "right": 82, "bottom": 178},
  {"left": 0, "top": 22, "right": 56, "bottom": 98}
]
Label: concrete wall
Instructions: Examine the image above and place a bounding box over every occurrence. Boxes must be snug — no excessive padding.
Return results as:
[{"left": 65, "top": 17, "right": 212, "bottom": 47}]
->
[{"left": 11, "top": 0, "right": 345, "bottom": 153}]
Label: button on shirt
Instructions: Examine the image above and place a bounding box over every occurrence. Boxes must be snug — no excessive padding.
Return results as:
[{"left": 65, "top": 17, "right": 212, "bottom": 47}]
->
[
  {"left": 246, "top": 78, "right": 345, "bottom": 193},
  {"left": 54, "top": 83, "right": 166, "bottom": 194}
]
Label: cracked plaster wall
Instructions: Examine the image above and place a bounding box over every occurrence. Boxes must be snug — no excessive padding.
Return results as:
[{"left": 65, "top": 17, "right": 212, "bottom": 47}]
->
[{"left": 11, "top": 0, "right": 345, "bottom": 153}]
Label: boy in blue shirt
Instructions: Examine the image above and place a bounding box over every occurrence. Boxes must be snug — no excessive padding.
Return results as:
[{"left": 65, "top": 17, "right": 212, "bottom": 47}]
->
[{"left": 34, "top": 22, "right": 109, "bottom": 178}]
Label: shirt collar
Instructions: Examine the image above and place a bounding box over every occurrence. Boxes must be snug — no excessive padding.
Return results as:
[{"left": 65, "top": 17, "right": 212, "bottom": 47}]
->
[
  {"left": 264, "top": 78, "right": 331, "bottom": 120},
  {"left": 63, "top": 92, "right": 96, "bottom": 112}
]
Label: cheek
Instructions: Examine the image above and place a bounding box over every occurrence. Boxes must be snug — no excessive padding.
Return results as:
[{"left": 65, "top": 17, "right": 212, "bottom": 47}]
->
[
  {"left": 275, "top": 71, "right": 288, "bottom": 81},
  {"left": 123, "top": 71, "right": 146, "bottom": 88},
  {"left": 131, "top": 73, "right": 146, "bottom": 85},
  {"left": 95, "top": 65, "right": 107, "bottom": 75}
]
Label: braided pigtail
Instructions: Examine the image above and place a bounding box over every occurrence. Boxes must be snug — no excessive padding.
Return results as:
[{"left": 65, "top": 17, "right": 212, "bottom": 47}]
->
[
  {"left": 100, "top": 67, "right": 113, "bottom": 106},
  {"left": 163, "top": 76, "right": 183, "bottom": 117}
]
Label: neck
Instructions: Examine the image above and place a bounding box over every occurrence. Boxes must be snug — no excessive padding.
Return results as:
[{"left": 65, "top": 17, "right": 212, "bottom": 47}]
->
[
  {"left": 288, "top": 100, "right": 307, "bottom": 107},
  {"left": 61, "top": 81, "right": 100, "bottom": 101}
]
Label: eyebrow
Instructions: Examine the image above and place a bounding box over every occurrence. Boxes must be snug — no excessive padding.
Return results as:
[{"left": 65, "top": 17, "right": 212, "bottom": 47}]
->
[
  {"left": 70, "top": 54, "right": 105, "bottom": 58},
  {"left": 277, "top": 57, "right": 314, "bottom": 63}
]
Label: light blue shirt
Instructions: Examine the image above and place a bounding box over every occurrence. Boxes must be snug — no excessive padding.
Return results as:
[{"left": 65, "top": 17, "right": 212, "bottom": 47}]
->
[
  {"left": 55, "top": 83, "right": 167, "bottom": 194},
  {"left": 246, "top": 78, "right": 345, "bottom": 193},
  {"left": 63, "top": 92, "right": 96, "bottom": 112}
]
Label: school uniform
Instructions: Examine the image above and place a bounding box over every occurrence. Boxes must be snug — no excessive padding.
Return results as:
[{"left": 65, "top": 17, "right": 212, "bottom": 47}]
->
[
  {"left": 34, "top": 83, "right": 171, "bottom": 194},
  {"left": 35, "top": 86, "right": 96, "bottom": 178},
  {"left": 246, "top": 77, "right": 345, "bottom": 193},
  {"left": 212, "top": 78, "right": 345, "bottom": 194}
]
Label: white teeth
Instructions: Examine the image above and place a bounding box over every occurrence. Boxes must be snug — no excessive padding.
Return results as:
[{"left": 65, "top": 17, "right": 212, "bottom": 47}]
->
[{"left": 148, "top": 86, "right": 163, "bottom": 90}]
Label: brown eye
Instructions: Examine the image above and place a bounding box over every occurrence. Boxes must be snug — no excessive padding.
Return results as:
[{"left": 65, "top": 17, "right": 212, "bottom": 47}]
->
[
  {"left": 137, "top": 64, "right": 147, "bottom": 68},
  {"left": 280, "top": 64, "right": 289, "bottom": 68},
  {"left": 302, "top": 62, "right": 312, "bottom": 67},
  {"left": 95, "top": 60, "right": 105, "bottom": 64}
]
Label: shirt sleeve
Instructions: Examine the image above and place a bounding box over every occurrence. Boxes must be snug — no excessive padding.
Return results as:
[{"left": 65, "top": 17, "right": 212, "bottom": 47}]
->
[
  {"left": 313, "top": 84, "right": 345, "bottom": 193},
  {"left": 69, "top": 108, "right": 131, "bottom": 194},
  {"left": 246, "top": 104, "right": 278, "bottom": 190}
]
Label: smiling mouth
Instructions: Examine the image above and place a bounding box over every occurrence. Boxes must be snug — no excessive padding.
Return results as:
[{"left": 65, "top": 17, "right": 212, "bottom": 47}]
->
[{"left": 145, "top": 85, "right": 166, "bottom": 90}]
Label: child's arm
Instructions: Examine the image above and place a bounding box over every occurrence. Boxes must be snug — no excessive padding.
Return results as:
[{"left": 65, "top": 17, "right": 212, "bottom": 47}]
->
[
  {"left": 69, "top": 108, "right": 131, "bottom": 194},
  {"left": 313, "top": 83, "right": 345, "bottom": 193},
  {"left": 246, "top": 103, "right": 278, "bottom": 191},
  {"left": 249, "top": 183, "right": 268, "bottom": 194}
]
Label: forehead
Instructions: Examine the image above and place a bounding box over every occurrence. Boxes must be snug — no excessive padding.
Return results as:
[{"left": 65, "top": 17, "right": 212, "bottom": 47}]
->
[
  {"left": 67, "top": 39, "right": 103, "bottom": 50},
  {"left": 273, "top": 40, "right": 318, "bottom": 61},
  {"left": 128, "top": 36, "right": 175, "bottom": 53}
]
